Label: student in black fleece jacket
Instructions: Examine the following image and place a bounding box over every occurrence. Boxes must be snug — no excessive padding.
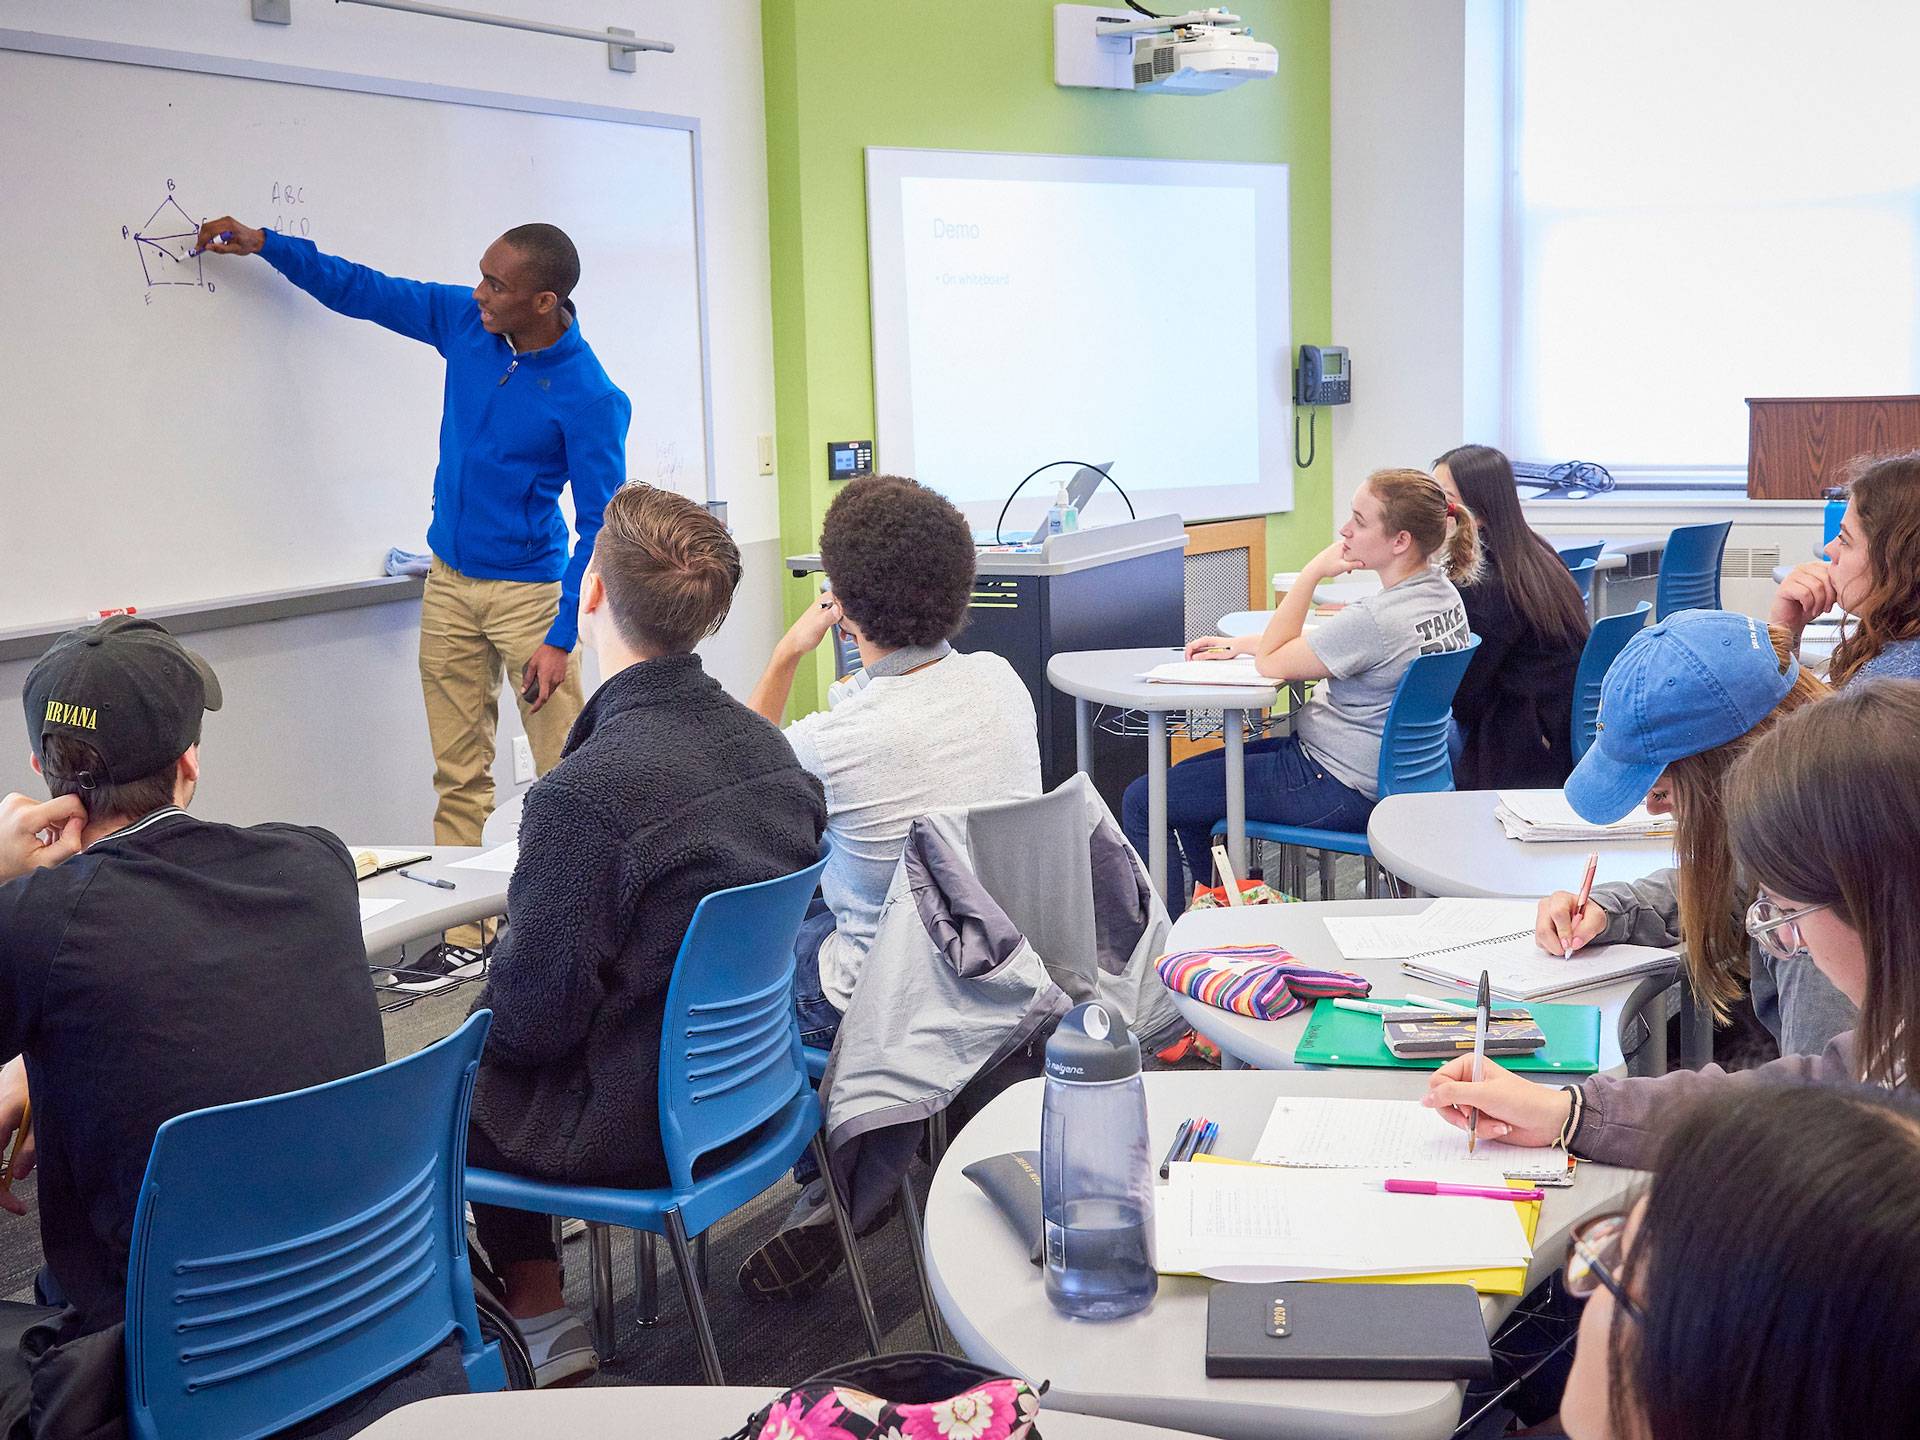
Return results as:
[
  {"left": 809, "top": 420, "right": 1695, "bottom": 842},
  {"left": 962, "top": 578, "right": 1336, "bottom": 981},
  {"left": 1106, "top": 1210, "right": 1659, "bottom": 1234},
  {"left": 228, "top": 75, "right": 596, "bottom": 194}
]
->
[{"left": 466, "top": 485, "right": 825, "bottom": 1385}]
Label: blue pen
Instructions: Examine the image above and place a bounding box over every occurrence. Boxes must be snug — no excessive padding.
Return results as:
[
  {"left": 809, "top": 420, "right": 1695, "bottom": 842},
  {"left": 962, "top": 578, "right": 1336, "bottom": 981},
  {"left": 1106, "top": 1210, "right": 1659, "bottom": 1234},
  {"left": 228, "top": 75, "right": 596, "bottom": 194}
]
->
[{"left": 1194, "top": 1120, "right": 1221, "bottom": 1159}]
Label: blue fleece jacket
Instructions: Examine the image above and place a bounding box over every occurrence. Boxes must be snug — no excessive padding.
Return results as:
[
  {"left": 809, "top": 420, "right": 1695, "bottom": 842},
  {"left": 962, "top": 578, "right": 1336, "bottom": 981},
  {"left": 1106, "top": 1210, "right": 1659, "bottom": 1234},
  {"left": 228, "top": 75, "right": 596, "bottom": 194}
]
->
[{"left": 259, "top": 230, "right": 631, "bottom": 651}]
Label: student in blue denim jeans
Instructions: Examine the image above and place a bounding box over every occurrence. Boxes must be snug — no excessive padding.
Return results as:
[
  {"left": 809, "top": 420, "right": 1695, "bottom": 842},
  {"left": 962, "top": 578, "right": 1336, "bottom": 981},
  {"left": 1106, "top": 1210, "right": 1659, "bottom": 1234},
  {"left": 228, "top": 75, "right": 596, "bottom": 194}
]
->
[{"left": 1136, "top": 468, "right": 1479, "bottom": 910}]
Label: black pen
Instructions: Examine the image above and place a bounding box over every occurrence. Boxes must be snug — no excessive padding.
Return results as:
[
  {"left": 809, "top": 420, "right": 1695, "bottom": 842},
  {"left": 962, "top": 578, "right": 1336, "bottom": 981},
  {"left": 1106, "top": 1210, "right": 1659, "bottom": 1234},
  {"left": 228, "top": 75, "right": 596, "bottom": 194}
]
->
[
  {"left": 1176, "top": 1114, "right": 1211, "bottom": 1167},
  {"left": 1159, "top": 1117, "right": 1195, "bottom": 1179},
  {"left": 398, "top": 869, "right": 456, "bottom": 892}
]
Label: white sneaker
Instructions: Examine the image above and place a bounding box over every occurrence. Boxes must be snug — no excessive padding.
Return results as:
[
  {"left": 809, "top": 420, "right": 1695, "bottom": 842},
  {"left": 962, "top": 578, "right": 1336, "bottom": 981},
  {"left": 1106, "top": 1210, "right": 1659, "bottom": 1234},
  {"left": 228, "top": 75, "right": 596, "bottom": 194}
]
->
[{"left": 518, "top": 1306, "right": 598, "bottom": 1388}]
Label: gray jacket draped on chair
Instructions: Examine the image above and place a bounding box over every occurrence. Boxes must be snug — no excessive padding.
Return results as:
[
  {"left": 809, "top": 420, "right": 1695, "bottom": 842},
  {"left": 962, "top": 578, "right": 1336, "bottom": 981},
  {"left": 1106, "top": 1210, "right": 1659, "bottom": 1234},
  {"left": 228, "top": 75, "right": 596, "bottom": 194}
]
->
[{"left": 819, "top": 775, "right": 1183, "bottom": 1226}]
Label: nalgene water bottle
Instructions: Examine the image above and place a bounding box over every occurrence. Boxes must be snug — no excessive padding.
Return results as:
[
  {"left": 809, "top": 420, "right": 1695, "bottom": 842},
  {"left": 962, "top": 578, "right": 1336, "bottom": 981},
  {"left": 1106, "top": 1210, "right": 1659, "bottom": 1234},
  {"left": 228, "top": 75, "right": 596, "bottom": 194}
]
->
[{"left": 1040, "top": 1001, "right": 1156, "bottom": 1319}]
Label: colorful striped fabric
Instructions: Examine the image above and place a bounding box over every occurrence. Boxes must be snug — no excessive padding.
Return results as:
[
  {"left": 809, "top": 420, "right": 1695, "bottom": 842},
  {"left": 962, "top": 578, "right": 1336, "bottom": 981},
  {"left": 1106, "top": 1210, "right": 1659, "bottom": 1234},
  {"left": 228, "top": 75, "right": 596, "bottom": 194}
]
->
[{"left": 1155, "top": 943, "right": 1372, "bottom": 1022}]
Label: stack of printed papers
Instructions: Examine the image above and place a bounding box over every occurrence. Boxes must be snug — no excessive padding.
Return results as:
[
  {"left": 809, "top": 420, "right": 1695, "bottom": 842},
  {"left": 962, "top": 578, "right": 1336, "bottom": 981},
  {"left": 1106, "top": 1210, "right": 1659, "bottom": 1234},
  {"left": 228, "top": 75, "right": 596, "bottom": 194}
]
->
[
  {"left": 1140, "top": 657, "right": 1276, "bottom": 688},
  {"left": 1155, "top": 1162, "right": 1533, "bottom": 1281},
  {"left": 1494, "top": 791, "right": 1673, "bottom": 842}
]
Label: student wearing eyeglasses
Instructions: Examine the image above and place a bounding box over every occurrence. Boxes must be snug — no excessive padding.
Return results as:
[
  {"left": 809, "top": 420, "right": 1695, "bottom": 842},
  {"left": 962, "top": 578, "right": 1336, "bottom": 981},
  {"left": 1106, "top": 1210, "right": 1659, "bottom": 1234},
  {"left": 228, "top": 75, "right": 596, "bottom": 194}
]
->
[
  {"left": 1553, "top": 1085, "right": 1920, "bottom": 1440},
  {"left": 1426, "top": 679, "right": 1919, "bottom": 1169},
  {"left": 1531, "top": 610, "right": 1854, "bottom": 1060}
]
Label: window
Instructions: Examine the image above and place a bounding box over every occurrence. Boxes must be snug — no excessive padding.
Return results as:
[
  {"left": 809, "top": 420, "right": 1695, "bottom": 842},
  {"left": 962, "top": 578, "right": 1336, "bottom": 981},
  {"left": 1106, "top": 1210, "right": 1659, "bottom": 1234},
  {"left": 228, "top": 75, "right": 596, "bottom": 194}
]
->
[{"left": 1507, "top": 2, "right": 1920, "bottom": 489}]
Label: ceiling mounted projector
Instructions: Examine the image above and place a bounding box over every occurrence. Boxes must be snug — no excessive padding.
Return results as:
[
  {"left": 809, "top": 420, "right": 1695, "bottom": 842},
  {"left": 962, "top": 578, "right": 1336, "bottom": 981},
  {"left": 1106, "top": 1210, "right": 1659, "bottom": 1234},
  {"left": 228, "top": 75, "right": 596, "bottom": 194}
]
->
[{"left": 1054, "top": 5, "right": 1279, "bottom": 96}]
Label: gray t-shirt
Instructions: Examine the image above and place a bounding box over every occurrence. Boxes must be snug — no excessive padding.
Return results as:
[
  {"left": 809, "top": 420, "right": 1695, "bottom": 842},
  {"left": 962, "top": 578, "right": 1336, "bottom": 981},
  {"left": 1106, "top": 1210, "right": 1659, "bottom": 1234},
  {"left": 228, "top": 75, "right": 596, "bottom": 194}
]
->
[
  {"left": 1293, "top": 567, "right": 1470, "bottom": 799},
  {"left": 785, "top": 650, "right": 1042, "bottom": 1010}
]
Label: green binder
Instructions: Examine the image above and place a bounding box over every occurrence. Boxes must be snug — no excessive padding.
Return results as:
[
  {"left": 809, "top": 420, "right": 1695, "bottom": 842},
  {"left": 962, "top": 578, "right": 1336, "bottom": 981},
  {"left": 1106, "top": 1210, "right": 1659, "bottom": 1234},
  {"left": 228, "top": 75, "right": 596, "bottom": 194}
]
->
[{"left": 1294, "top": 998, "right": 1602, "bottom": 1074}]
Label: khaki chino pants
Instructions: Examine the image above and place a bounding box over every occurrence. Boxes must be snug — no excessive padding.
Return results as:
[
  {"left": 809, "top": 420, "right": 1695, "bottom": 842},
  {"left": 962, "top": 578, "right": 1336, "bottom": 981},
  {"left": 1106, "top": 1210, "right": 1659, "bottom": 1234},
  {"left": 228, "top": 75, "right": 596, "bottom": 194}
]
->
[{"left": 419, "top": 558, "right": 584, "bottom": 852}]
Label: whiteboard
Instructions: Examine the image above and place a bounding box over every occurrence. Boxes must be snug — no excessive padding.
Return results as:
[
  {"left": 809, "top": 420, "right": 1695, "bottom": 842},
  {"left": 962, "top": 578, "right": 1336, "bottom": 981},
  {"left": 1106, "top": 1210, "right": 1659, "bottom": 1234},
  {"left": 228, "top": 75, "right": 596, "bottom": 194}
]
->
[{"left": 0, "top": 32, "right": 714, "bottom": 631}]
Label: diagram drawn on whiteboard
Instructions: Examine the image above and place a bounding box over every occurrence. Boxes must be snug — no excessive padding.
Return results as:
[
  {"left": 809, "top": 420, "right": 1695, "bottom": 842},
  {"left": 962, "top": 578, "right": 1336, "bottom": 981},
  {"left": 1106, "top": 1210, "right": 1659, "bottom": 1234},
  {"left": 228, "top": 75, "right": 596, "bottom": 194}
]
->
[{"left": 124, "top": 184, "right": 215, "bottom": 297}]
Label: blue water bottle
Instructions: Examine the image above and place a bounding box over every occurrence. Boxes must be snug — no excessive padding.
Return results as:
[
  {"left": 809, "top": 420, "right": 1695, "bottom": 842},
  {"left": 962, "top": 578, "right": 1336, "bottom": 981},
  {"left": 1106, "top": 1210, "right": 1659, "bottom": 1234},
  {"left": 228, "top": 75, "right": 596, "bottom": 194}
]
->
[{"left": 1040, "top": 1002, "right": 1157, "bottom": 1319}]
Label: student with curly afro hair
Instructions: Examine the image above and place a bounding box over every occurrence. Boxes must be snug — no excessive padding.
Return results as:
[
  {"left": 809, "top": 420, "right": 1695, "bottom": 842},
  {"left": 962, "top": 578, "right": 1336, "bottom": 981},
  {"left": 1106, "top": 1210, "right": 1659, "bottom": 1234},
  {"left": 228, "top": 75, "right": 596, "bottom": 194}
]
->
[{"left": 744, "top": 475, "right": 1041, "bottom": 1299}]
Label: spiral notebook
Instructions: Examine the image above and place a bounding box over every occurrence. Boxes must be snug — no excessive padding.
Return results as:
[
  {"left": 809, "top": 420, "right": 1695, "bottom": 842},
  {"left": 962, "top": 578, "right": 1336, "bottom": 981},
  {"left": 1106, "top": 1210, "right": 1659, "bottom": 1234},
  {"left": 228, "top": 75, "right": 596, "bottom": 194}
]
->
[{"left": 1400, "top": 931, "right": 1678, "bottom": 1003}]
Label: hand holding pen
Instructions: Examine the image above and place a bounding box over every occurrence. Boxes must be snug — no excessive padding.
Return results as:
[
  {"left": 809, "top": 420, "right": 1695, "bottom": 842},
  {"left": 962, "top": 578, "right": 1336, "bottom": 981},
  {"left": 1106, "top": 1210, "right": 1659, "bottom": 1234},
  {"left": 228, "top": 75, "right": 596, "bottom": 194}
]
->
[
  {"left": 1468, "top": 970, "right": 1490, "bottom": 1154},
  {"left": 1565, "top": 851, "right": 1599, "bottom": 959}
]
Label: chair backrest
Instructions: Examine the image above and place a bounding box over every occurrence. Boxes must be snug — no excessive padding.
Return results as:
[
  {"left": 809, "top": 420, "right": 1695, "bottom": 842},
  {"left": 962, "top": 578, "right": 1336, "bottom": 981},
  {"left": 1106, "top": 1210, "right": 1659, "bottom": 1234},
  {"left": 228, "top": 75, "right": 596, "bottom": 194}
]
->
[
  {"left": 125, "top": 1011, "right": 494, "bottom": 1440},
  {"left": 967, "top": 780, "right": 1098, "bottom": 1002},
  {"left": 1655, "top": 522, "right": 1732, "bottom": 619},
  {"left": 1375, "top": 636, "right": 1483, "bottom": 800},
  {"left": 656, "top": 849, "right": 832, "bottom": 1190},
  {"left": 1570, "top": 602, "right": 1652, "bottom": 762},
  {"left": 1567, "top": 556, "right": 1599, "bottom": 602},
  {"left": 1556, "top": 541, "right": 1605, "bottom": 572}
]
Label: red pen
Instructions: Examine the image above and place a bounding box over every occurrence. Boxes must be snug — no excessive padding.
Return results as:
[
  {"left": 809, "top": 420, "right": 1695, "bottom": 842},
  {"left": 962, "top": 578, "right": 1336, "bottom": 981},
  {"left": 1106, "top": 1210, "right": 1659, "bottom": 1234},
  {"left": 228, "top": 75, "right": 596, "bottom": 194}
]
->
[
  {"left": 1565, "top": 851, "right": 1599, "bottom": 959},
  {"left": 1384, "top": 1179, "right": 1545, "bottom": 1202}
]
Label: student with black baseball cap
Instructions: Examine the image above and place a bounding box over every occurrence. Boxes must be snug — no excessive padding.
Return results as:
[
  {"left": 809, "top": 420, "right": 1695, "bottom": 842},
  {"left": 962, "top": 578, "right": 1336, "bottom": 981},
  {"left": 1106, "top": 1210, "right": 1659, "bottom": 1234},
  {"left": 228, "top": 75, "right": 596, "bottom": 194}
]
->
[{"left": 0, "top": 617, "right": 410, "bottom": 1432}]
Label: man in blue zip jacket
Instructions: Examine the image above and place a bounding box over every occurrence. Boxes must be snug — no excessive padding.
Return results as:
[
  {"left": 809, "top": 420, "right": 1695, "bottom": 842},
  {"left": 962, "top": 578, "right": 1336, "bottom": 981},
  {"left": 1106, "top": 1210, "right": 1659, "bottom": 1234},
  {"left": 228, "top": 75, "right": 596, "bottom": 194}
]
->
[{"left": 194, "top": 216, "right": 631, "bottom": 976}]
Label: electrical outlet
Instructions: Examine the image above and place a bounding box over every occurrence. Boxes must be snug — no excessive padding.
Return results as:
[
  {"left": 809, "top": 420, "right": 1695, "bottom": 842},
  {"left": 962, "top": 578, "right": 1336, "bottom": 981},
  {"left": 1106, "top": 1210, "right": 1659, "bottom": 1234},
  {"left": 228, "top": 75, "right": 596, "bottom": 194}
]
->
[
  {"left": 512, "top": 735, "right": 535, "bottom": 785},
  {"left": 756, "top": 433, "right": 775, "bottom": 476}
]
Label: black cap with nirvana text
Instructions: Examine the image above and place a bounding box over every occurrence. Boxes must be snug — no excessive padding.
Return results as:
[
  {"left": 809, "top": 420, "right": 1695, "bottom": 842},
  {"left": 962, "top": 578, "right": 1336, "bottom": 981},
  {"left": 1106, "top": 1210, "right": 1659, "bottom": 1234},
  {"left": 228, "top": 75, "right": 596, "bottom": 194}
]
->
[{"left": 22, "top": 616, "right": 224, "bottom": 787}]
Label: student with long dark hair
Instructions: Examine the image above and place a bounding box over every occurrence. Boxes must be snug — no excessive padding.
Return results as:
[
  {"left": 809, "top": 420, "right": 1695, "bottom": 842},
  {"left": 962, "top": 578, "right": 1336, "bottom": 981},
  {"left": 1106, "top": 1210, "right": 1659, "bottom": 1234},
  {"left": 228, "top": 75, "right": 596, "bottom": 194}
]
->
[
  {"left": 1433, "top": 445, "right": 1589, "bottom": 788},
  {"left": 1556, "top": 1085, "right": 1920, "bottom": 1440},
  {"left": 1422, "top": 678, "right": 1920, "bottom": 1169},
  {"left": 1771, "top": 451, "right": 1920, "bottom": 683}
]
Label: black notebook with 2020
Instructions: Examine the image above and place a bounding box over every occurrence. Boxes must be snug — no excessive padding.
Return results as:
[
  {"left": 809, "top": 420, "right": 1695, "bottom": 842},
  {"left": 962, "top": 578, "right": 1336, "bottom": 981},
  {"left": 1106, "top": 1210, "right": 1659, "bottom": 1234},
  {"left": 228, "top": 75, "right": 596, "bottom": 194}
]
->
[{"left": 1204, "top": 1282, "right": 1494, "bottom": 1380}]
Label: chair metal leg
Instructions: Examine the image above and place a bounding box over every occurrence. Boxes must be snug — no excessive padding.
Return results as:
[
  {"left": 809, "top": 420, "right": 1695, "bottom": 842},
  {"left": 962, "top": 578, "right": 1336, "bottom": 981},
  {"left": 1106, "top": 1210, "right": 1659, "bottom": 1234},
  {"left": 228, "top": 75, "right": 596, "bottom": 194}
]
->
[
  {"left": 1363, "top": 856, "right": 1382, "bottom": 898},
  {"left": 1318, "top": 850, "right": 1334, "bottom": 901},
  {"left": 663, "top": 1209, "right": 725, "bottom": 1385},
  {"left": 633, "top": 1230, "right": 659, "bottom": 1327},
  {"left": 896, "top": 1175, "right": 948, "bottom": 1353},
  {"left": 696, "top": 1232, "right": 709, "bottom": 1291},
  {"left": 811, "top": 1134, "right": 883, "bottom": 1357},
  {"left": 928, "top": 1109, "right": 949, "bottom": 1169},
  {"left": 586, "top": 1221, "right": 615, "bottom": 1361}
]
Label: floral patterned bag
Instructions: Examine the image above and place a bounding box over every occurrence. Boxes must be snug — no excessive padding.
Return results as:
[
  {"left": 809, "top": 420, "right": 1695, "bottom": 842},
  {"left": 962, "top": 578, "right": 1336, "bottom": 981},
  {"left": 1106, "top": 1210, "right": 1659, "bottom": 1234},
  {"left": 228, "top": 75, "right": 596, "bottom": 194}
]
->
[{"left": 725, "top": 1352, "right": 1044, "bottom": 1440}]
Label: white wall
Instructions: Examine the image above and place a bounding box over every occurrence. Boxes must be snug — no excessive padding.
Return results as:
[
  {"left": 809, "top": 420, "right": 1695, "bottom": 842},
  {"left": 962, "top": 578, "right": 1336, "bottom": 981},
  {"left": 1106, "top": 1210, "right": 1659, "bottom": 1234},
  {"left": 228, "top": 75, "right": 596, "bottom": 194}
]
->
[
  {"left": 1, "top": 1, "right": 783, "bottom": 837},
  {"left": 1327, "top": 0, "right": 1472, "bottom": 519}
]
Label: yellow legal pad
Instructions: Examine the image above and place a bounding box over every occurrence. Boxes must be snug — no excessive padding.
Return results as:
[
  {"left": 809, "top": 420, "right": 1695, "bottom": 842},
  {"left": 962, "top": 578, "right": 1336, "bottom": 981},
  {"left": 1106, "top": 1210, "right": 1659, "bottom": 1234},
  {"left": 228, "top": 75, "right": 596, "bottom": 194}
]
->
[{"left": 1191, "top": 1153, "right": 1546, "bottom": 1296}]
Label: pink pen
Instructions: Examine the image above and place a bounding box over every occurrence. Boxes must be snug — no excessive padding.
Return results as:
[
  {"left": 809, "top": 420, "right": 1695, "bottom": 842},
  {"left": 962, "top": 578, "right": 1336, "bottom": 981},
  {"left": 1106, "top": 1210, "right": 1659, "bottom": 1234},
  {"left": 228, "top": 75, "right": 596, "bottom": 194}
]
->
[{"left": 1384, "top": 1179, "right": 1545, "bottom": 1202}]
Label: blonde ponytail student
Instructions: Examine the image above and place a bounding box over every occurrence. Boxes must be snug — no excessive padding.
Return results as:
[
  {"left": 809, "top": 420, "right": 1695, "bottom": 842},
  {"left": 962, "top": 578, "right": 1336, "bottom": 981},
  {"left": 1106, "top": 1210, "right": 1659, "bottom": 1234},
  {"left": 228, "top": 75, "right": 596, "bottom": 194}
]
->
[{"left": 1137, "top": 468, "right": 1476, "bottom": 912}]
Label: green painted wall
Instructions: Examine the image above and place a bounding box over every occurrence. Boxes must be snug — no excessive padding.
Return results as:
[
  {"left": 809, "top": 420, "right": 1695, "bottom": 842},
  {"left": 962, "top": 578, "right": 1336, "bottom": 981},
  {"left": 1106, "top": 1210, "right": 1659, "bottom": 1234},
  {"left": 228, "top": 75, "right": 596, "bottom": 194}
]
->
[{"left": 763, "top": 1, "right": 1333, "bottom": 713}]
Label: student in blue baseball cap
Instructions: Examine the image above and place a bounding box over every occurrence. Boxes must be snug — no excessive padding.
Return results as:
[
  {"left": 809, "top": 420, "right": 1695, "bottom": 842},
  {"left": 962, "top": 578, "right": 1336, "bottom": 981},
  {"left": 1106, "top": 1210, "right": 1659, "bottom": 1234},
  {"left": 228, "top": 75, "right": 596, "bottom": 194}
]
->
[{"left": 1535, "top": 609, "right": 1855, "bottom": 1057}]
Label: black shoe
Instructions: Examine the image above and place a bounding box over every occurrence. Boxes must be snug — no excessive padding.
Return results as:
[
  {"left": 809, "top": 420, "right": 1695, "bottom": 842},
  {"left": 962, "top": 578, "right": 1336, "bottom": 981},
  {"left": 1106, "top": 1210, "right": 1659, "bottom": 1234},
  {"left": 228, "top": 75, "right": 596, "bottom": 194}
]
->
[
  {"left": 738, "top": 1219, "right": 846, "bottom": 1302},
  {"left": 387, "top": 943, "right": 487, "bottom": 995}
]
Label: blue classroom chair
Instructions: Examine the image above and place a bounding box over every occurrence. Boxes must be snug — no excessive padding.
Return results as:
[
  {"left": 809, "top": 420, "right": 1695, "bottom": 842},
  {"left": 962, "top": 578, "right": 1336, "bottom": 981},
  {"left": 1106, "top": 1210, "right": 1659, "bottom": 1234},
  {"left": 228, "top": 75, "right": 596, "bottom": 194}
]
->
[
  {"left": 125, "top": 1011, "right": 502, "bottom": 1440},
  {"left": 1556, "top": 541, "right": 1605, "bottom": 573},
  {"left": 1215, "top": 637, "right": 1481, "bottom": 898},
  {"left": 466, "top": 849, "right": 905, "bottom": 1385},
  {"left": 1654, "top": 522, "right": 1732, "bottom": 619},
  {"left": 1570, "top": 602, "right": 1652, "bottom": 762},
  {"left": 1566, "top": 556, "right": 1599, "bottom": 603}
]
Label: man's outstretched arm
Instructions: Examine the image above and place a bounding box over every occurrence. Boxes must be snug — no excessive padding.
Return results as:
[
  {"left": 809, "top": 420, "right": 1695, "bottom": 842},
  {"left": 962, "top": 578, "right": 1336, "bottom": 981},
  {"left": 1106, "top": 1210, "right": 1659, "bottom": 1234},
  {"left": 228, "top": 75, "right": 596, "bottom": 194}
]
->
[{"left": 194, "top": 215, "right": 464, "bottom": 349}]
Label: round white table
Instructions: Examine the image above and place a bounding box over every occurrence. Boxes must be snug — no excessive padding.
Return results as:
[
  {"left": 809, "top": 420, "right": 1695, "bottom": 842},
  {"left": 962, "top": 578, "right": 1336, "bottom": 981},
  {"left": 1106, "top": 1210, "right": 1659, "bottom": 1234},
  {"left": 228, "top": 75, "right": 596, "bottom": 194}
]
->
[
  {"left": 358, "top": 1385, "right": 1199, "bottom": 1437},
  {"left": 1161, "top": 900, "right": 1668, "bottom": 1076},
  {"left": 1046, "top": 647, "right": 1278, "bottom": 898},
  {"left": 1365, "top": 791, "right": 1672, "bottom": 900},
  {"left": 926, "top": 1069, "right": 1634, "bottom": 1440},
  {"left": 356, "top": 844, "right": 514, "bottom": 957}
]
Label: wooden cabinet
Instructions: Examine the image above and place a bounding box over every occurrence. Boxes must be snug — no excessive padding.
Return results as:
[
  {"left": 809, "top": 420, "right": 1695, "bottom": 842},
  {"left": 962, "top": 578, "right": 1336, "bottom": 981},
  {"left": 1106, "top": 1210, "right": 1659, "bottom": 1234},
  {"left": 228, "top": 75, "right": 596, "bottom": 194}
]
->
[{"left": 1746, "top": 395, "right": 1920, "bottom": 498}]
